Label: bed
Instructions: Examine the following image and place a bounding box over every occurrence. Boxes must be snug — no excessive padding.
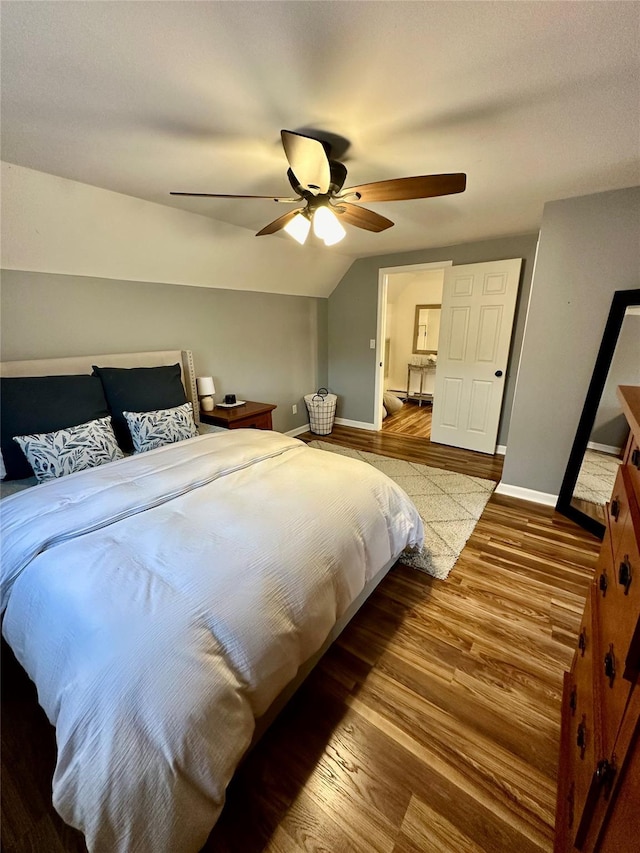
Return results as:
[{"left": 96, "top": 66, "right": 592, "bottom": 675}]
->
[{"left": 0, "top": 350, "right": 424, "bottom": 853}]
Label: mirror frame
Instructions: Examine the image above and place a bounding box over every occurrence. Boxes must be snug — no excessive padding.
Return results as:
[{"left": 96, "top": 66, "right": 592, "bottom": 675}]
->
[
  {"left": 412, "top": 304, "right": 441, "bottom": 355},
  {"left": 556, "top": 288, "right": 640, "bottom": 538}
]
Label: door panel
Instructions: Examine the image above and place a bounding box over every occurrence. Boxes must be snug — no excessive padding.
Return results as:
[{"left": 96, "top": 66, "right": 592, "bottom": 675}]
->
[
  {"left": 468, "top": 380, "right": 492, "bottom": 432},
  {"left": 447, "top": 307, "right": 470, "bottom": 361},
  {"left": 476, "top": 305, "right": 502, "bottom": 362},
  {"left": 440, "top": 378, "right": 463, "bottom": 426},
  {"left": 431, "top": 259, "right": 522, "bottom": 454}
]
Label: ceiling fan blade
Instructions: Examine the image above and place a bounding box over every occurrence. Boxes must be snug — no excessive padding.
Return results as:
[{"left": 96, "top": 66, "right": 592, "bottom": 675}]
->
[
  {"left": 255, "top": 209, "right": 301, "bottom": 236},
  {"left": 281, "top": 130, "right": 331, "bottom": 195},
  {"left": 170, "top": 192, "right": 300, "bottom": 202},
  {"left": 335, "top": 203, "right": 394, "bottom": 232},
  {"left": 342, "top": 173, "right": 467, "bottom": 203}
]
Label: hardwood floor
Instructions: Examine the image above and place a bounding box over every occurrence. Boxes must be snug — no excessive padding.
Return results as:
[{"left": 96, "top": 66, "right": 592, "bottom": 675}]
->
[
  {"left": 1, "top": 431, "right": 600, "bottom": 853},
  {"left": 382, "top": 399, "right": 432, "bottom": 439},
  {"left": 302, "top": 423, "right": 505, "bottom": 482}
]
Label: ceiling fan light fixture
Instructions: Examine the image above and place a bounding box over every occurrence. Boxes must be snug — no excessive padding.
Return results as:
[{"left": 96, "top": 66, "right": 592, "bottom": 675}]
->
[
  {"left": 283, "top": 211, "right": 311, "bottom": 245},
  {"left": 173, "top": 129, "right": 466, "bottom": 244},
  {"left": 313, "top": 205, "right": 346, "bottom": 245}
]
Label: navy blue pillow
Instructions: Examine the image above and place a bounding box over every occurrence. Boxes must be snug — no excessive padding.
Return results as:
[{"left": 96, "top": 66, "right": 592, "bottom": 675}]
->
[
  {"left": 0, "top": 375, "right": 110, "bottom": 480},
  {"left": 92, "top": 364, "right": 187, "bottom": 452}
]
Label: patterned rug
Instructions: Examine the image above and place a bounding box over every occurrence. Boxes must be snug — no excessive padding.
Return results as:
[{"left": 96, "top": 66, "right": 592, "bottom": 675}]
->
[
  {"left": 573, "top": 449, "right": 621, "bottom": 506},
  {"left": 308, "top": 440, "right": 496, "bottom": 580}
]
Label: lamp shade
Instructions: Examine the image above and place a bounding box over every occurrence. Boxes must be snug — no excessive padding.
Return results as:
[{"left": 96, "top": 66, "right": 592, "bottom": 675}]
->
[
  {"left": 313, "top": 206, "right": 346, "bottom": 245},
  {"left": 196, "top": 376, "right": 216, "bottom": 396},
  {"left": 284, "top": 212, "right": 311, "bottom": 245}
]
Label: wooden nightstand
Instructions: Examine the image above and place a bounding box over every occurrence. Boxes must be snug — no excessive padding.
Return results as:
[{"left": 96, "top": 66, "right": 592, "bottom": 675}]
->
[{"left": 199, "top": 400, "right": 276, "bottom": 430}]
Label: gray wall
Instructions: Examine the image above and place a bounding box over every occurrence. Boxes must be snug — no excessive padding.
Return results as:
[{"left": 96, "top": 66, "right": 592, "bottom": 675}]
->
[
  {"left": 316, "top": 297, "right": 329, "bottom": 389},
  {"left": 502, "top": 186, "right": 640, "bottom": 496},
  {"left": 0, "top": 270, "right": 327, "bottom": 434},
  {"left": 591, "top": 313, "right": 640, "bottom": 449},
  {"left": 327, "top": 233, "right": 539, "bottom": 443}
]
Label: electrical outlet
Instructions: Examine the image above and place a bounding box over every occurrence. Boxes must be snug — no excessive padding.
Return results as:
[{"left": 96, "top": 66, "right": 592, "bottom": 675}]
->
[
  {"left": 292, "top": 404, "right": 297, "bottom": 415},
  {"left": 370, "top": 339, "right": 376, "bottom": 349}
]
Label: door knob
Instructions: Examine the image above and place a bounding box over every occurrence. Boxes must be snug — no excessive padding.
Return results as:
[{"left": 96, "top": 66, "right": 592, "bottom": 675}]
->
[{"left": 495, "top": 370, "right": 503, "bottom": 377}]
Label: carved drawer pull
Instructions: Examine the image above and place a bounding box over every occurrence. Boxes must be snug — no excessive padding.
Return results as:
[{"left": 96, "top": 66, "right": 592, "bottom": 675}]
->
[
  {"left": 599, "top": 572, "right": 608, "bottom": 596},
  {"left": 604, "top": 644, "right": 616, "bottom": 687},
  {"left": 569, "top": 685, "right": 577, "bottom": 714},
  {"left": 619, "top": 556, "right": 632, "bottom": 595},
  {"left": 578, "top": 629, "right": 587, "bottom": 656},
  {"left": 611, "top": 497, "right": 621, "bottom": 521},
  {"left": 577, "top": 717, "right": 587, "bottom": 758},
  {"left": 632, "top": 447, "right": 640, "bottom": 469}
]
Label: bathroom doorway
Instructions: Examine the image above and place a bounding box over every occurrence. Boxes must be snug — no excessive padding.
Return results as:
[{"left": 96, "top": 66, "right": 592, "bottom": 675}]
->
[{"left": 376, "top": 262, "right": 449, "bottom": 439}]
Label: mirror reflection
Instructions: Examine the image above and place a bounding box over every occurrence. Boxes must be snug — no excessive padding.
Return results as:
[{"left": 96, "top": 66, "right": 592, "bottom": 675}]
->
[
  {"left": 570, "top": 305, "right": 640, "bottom": 526},
  {"left": 413, "top": 304, "right": 441, "bottom": 354}
]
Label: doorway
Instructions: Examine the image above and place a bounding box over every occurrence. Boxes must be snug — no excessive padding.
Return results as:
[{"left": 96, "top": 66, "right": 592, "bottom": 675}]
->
[{"left": 375, "top": 262, "right": 452, "bottom": 437}]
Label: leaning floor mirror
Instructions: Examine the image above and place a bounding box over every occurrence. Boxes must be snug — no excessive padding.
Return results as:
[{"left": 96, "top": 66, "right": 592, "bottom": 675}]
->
[{"left": 557, "top": 288, "right": 640, "bottom": 538}]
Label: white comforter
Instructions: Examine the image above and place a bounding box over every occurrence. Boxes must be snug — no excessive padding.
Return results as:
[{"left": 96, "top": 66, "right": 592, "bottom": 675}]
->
[{"left": 1, "top": 431, "right": 423, "bottom": 853}]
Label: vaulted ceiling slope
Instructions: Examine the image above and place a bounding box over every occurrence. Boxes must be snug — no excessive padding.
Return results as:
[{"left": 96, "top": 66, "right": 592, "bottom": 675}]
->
[{"left": 1, "top": 1, "right": 639, "bottom": 286}]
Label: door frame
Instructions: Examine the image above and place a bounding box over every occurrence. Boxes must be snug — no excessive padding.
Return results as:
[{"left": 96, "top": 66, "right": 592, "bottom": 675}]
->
[{"left": 374, "top": 261, "right": 453, "bottom": 431}]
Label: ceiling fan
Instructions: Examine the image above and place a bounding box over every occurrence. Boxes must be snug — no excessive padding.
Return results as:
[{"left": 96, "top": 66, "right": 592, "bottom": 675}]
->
[{"left": 170, "top": 130, "right": 467, "bottom": 246}]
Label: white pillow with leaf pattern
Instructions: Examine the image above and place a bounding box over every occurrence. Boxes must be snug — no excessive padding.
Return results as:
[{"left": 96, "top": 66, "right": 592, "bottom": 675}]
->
[
  {"left": 123, "top": 402, "right": 198, "bottom": 454},
  {"left": 13, "top": 417, "right": 124, "bottom": 483}
]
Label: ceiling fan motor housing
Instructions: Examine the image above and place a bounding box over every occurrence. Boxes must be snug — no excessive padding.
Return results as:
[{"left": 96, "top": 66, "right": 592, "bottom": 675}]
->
[{"left": 287, "top": 160, "right": 347, "bottom": 199}]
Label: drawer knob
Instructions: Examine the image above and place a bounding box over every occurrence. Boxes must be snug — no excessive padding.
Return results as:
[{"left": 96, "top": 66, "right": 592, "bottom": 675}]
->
[
  {"left": 604, "top": 645, "right": 616, "bottom": 686},
  {"left": 599, "top": 572, "right": 608, "bottom": 596},
  {"left": 578, "top": 629, "right": 587, "bottom": 656},
  {"left": 595, "top": 758, "right": 614, "bottom": 791},
  {"left": 611, "top": 497, "right": 621, "bottom": 521},
  {"left": 577, "top": 717, "right": 587, "bottom": 758},
  {"left": 632, "top": 447, "right": 640, "bottom": 469},
  {"left": 618, "top": 557, "right": 632, "bottom": 594}
]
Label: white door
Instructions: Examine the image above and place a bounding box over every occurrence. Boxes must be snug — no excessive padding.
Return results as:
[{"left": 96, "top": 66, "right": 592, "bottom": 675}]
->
[{"left": 431, "top": 259, "right": 522, "bottom": 454}]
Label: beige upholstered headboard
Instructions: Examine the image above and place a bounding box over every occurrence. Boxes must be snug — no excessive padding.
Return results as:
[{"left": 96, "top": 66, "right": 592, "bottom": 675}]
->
[{"left": 0, "top": 350, "right": 200, "bottom": 424}]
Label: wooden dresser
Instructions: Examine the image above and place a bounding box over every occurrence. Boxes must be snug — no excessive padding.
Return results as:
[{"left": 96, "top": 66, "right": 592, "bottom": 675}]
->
[{"left": 555, "top": 385, "right": 640, "bottom": 852}]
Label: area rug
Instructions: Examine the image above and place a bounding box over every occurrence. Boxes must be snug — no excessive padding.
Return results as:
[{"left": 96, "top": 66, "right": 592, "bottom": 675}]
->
[
  {"left": 308, "top": 440, "right": 496, "bottom": 580},
  {"left": 573, "top": 448, "right": 621, "bottom": 506}
]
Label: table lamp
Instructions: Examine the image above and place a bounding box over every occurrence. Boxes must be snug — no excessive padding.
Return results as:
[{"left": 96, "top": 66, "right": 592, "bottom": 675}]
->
[{"left": 196, "top": 376, "right": 216, "bottom": 411}]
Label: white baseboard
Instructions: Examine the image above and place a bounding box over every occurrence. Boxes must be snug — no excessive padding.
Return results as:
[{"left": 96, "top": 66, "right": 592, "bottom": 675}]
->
[
  {"left": 285, "top": 423, "right": 310, "bottom": 437},
  {"left": 334, "top": 417, "right": 377, "bottom": 431},
  {"left": 495, "top": 444, "right": 507, "bottom": 456},
  {"left": 587, "top": 441, "right": 622, "bottom": 455},
  {"left": 494, "top": 481, "right": 558, "bottom": 507}
]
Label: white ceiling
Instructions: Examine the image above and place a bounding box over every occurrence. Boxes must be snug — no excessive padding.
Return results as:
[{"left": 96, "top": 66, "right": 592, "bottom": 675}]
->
[{"left": 1, "top": 1, "right": 639, "bottom": 261}]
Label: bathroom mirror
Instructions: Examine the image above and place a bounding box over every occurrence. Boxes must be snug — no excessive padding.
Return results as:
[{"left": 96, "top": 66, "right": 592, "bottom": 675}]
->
[
  {"left": 412, "top": 304, "right": 441, "bottom": 355},
  {"left": 557, "top": 288, "right": 640, "bottom": 537}
]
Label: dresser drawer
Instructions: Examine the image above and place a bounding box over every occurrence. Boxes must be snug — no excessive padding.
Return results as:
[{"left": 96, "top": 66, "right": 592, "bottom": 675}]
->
[
  {"left": 608, "top": 487, "right": 640, "bottom": 676},
  {"left": 624, "top": 432, "right": 640, "bottom": 507},
  {"left": 594, "top": 531, "right": 639, "bottom": 756},
  {"left": 607, "top": 464, "right": 632, "bottom": 562},
  {"left": 565, "top": 587, "right": 601, "bottom": 848},
  {"left": 580, "top": 681, "right": 640, "bottom": 853}
]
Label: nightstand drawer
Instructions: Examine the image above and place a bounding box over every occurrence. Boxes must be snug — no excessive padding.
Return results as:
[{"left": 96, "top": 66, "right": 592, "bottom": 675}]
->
[
  {"left": 226, "top": 411, "right": 273, "bottom": 430},
  {"left": 200, "top": 401, "right": 276, "bottom": 431}
]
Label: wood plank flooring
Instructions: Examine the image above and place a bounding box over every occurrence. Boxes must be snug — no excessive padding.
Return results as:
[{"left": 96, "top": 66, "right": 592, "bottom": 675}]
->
[
  {"left": 382, "top": 400, "right": 432, "bottom": 439},
  {"left": 302, "top": 423, "right": 505, "bottom": 482},
  {"left": 1, "top": 430, "right": 600, "bottom": 853}
]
